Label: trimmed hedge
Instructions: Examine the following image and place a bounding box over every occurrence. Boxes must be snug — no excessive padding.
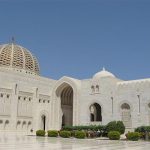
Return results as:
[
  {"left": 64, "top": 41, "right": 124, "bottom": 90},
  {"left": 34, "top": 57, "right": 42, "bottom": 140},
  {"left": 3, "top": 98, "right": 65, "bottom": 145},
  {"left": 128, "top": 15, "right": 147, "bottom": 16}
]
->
[
  {"left": 61, "top": 121, "right": 125, "bottom": 137},
  {"left": 126, "top": 132, "right": 140, "bottom": 141},
  {"left": 108, "top": 131, "right": 120, "bottom": 140},
  {"left": 47, "top": 130, "right": 58, "bottom": 137},
  {"left": 62, "top": 125, "right": 107, "bottom": 137},
  {"left": 75, "top": 131, "right": 86, "bottom": 139},
  {"left": 36, "top": 130, "right": 45, "bottom": 136},
  {"left": 135, "top": 126, "right": 150, "bottom": 133},
  {"left": 106, "top": 121, "right": 125, "bottom": 134},
  {"left": 59, "top": 131, "right": 71, "bottom": 138},
  {"left": 62, "top": 125, "right": 106, "bottom": 131}
]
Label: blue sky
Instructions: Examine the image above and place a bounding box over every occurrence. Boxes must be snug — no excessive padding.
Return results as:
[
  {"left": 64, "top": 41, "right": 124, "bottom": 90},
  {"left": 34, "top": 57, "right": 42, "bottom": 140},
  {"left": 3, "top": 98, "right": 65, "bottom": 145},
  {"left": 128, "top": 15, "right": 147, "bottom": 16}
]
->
[{"left": 0, "top": 0, "right": 150, "bottom": 80}]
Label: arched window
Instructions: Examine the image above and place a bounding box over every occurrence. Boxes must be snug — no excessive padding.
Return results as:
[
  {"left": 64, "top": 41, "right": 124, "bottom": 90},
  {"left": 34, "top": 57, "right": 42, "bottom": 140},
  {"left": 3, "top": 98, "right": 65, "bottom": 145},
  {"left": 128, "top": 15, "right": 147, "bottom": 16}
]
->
[
  {"left": 16, "top": 121, "right": 21, "bottom": 130},
  {"left": 7, "top": 94, "right": 10, "bottom": 98},
  {"left": 121, "top": 103, "right": 131, "bottom": 128},
  {"left": 96, "top": 85, "right": 99, "bottom": 92},
  {"left": 22, "top": 121, "right": 26, "bottom": 130},
  {"left": 4, "top": 120, "right": 9, "bottom": 130},
  {"left": 27, "top": 121, "right": 32, "bottom": 132},
  {"left": 1, "top": 93, "right": 3, "bottom": 97},
  {"left": 5, "top": 120, "right": 9, "bottom": 124},
  {"left": 121, "top": 103, "right": 130, "bottom": 110},
  {"left": 90, "top": 103, "right": 102, "bottom": 122},
  {"left": 91, "top": 85, "right": 95, "bottom": 93}
]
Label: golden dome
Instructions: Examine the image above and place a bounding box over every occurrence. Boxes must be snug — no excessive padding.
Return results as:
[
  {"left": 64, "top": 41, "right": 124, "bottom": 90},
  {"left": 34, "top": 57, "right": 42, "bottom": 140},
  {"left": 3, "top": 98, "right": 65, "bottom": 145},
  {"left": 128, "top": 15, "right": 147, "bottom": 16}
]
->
[{"left": 0, "top": 43, "right": 40, "bottom": 75}]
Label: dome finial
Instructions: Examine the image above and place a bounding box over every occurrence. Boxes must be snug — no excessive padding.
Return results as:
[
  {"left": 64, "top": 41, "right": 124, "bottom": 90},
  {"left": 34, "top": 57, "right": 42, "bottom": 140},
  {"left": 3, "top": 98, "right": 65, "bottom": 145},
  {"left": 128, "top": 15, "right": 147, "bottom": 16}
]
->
[
  {"left": 11, "top": 36, "right": 15, "bottom": 44},
  {"left": 103, "top": 67, "right": 105, "bottom": 71},
  {"left": 93, "top": 67, "right": 115, "bottom": 79}
]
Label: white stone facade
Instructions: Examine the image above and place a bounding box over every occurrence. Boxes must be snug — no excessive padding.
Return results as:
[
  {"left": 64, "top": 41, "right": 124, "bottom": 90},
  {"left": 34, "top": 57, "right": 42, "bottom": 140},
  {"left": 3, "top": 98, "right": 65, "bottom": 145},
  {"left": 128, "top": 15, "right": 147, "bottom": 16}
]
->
[{"left": 0, "top": 43, "right": 150, "bottom": 133}]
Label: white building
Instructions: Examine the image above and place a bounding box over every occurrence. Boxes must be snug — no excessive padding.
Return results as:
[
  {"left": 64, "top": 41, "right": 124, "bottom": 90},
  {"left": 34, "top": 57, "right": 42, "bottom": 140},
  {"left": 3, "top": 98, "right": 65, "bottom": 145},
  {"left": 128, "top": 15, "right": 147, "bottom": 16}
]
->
[{"left": 0, "top": 43, "right": 150, "bottom": 133}]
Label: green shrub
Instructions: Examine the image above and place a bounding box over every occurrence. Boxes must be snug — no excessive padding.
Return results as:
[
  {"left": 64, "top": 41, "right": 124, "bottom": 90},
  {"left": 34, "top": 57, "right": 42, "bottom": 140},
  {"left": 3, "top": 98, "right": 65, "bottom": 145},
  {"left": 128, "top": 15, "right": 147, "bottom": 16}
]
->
[
  {"left": 135, "top": 126, "right": 150, "bottom": 133},
  {"left": 47, "top": 130, "right": 58, "bottom": 137},
  {"left": 36, "top": 130, "right": 45, "bottom": 136},
  {"left": 62, "top": 125, "right": 106, "bottom": 132},
  {"left": 71, "top": 130, "right": 76, "bottom": 137},
  {"left": 75, "top": 131, "right": 86, "bottom": 139},
  {"left": 126, "top": 132, "right": 140, "bottom": 141},
  {"left": 134, "top": 126, "right": 150, "bottom": 140},
  {"left": 106, "top": 121, "right": 125, "bottom": 135},
  {"left": 108, "top": 131, "right": 120, "bottom": 140},
  {"left": 85, "top": 131, "right": 89, "bottom": 138},
  {"left": 59, "top": 131, "right": 71, "bottom": 138},
  {"left": 116, "top": 121, "right": 125, "bottom": 134}
]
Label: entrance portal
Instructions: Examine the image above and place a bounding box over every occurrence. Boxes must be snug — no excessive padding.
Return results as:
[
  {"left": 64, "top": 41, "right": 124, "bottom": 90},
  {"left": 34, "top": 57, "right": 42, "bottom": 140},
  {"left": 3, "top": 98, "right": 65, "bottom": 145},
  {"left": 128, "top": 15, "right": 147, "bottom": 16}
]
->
[
  {"left": 41, "top": 115, "right": 46, "bottom": 130},
  {"left": 60, "top": 85, "right": 73, "bottom": 127},
  {"left": 90, "top": 103, "right": 102, "bottom": 122}
]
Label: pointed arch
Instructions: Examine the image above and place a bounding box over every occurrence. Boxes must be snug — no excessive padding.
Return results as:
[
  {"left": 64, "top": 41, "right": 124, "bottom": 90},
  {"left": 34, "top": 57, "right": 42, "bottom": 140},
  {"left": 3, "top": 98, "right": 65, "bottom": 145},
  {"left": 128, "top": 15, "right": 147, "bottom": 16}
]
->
[
  {"left": 52, "top": 76, "right": 80, "bottom": 96},
  {"left": 119, "top": 101, "right": 132, "bottom": 128},
  {"left": 51, "top": 76, "right": 81, "bottom": 130},
  {"left": 89, "top": 102, "right": 102, "bottom": 122}
]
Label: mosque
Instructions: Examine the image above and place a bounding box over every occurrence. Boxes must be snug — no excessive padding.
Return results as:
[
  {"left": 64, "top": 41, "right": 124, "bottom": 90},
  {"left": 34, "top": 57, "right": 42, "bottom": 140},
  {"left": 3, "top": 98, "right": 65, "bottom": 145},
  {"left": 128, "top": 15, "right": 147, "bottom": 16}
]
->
[{"left": 0, "top": 42, "right": 150, "bottom": 133}]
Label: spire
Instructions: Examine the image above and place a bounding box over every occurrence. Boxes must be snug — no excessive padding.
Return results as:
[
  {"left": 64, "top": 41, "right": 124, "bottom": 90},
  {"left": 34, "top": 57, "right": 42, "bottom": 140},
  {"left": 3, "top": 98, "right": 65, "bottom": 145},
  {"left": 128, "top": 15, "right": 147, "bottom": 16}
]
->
[
  {"left": 102, "top": 67, "right": 105, "bottom": 71},
  {"left": 11, "top": 36, "right": 15, "bottom": 44}
]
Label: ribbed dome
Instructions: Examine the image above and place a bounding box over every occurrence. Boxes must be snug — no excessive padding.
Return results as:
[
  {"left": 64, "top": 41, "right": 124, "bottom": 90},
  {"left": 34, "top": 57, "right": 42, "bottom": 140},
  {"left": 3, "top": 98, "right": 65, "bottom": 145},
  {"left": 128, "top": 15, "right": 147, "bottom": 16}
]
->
[
  {"left": 93, "top": 68, "right": 115, "bottom": 79},
  {"left": 0, "top": 43, "right": 40, "bottom": 75}
]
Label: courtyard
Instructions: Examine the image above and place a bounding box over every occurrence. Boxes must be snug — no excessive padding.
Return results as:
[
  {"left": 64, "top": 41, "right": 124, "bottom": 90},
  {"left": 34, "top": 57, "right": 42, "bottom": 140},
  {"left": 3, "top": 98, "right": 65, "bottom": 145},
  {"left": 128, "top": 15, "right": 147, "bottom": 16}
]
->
[{"left": 0, "top": 133, "right": 150, "bottom": 150}]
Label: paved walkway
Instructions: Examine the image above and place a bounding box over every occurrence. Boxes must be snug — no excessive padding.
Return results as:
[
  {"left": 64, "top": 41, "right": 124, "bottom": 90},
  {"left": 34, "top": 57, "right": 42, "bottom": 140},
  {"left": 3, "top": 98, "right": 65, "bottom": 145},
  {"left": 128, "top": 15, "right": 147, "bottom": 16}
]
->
[{"left": 0, "top": 133, "right": 150, "bottom": 150}]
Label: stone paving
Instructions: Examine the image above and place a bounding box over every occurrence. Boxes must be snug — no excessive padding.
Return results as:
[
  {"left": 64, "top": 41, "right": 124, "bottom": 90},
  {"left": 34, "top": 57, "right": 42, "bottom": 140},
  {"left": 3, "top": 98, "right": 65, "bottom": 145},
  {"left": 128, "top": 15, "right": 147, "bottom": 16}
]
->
[{"left": 0, "top": 133, "right": 150, "bottom": 150}]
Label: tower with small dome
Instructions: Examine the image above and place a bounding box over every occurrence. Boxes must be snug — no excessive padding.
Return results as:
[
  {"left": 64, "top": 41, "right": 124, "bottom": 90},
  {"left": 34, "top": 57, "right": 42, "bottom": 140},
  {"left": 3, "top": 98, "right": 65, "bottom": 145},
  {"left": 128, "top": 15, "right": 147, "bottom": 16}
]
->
[{"left": 93, "top": 67, "right": 116, "bottom": 79}]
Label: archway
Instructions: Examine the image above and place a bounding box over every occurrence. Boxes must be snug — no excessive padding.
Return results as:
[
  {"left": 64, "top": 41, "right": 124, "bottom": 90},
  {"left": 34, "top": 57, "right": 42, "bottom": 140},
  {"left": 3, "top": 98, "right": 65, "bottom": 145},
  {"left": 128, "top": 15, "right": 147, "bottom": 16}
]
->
[
  {"left": 90, "top": 103, "right": 102, "bottom": 122},
  {"left": 22, "top": 121, "right": 27, "bottom": 130},
  {"left": 41, "top": 115, "right": 46, "bottom": 130},
  {"left": 58, "top": 84, "right": 73, "bottom": 127},
  {"left": 27, "top": 121, "right": 32, "bottom": 132},
  {"left": 16, "top": 121, "right": 21, "bottom": 130},
  {"left": 121, "top": 103, "right": 131, "bottom": 128},
  {"left": 52, "top": 77, "right": 80, "bottom": 129},
  {"left": 4, "top": 120, "right": 9, "bottom": 130}
]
